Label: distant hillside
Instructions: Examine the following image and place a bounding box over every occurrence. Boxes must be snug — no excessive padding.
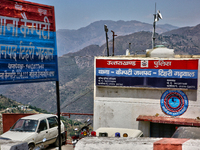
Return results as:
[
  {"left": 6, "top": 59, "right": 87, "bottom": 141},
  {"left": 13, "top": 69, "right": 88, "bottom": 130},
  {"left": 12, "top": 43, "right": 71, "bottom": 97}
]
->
[
  {"left": 0, "top": 24, "right": 200, "bottom": 117},
  {"left": 56, "top": 20, "right": 178, "bottom": 56},
  {"left": 0, "top": 95, "right": 20, "bottom": 111},
  {"left": 162, "top": 24, "right": 200, "bottom": 55},
  {"left": 162, "top": 24, "right": 200, "bottom": 36}
]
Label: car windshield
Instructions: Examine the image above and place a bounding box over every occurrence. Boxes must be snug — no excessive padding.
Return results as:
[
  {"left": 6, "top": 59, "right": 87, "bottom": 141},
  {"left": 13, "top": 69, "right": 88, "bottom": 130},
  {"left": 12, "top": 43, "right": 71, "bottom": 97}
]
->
[{"left": 10, "top": 119, "right": 38, "bottom": 132}]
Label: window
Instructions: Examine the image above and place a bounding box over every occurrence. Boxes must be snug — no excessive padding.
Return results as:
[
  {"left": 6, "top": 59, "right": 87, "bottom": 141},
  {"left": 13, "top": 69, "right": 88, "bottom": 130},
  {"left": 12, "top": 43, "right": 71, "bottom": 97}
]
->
[
  {"left": 11, "top": 119, "right": 38, "bottom": 132},
  {"left": 11, "top": 119, "right": 24, "bottom": 130},
  {"left": 38, "top": 119, "right": 47, "bottom": 132},
  {"left": 23, "top": 120, "right": 38, "bottom": 132},
  {"left": 150, "top": 122, "right": 178, "bottom": 138},
  {"left": 150, "top": 122, "right": 194, "bottom": 138},
  {"left": 47, "top": 117, "right": 58, "bottom": 128}
]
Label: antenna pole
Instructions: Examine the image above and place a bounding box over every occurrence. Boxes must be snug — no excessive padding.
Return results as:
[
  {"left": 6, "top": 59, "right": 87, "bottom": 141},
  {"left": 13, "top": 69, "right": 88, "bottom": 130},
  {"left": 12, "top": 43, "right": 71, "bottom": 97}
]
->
[{"left": 152, "top": 3, "right": 156, "bottom": 49}]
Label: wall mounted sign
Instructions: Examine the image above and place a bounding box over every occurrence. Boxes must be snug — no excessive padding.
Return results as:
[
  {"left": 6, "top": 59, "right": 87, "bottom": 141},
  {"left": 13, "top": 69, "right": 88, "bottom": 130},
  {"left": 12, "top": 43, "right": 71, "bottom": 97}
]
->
[
  {"left": 96, "top": 59, "right": 198, "bottom": 89},
  {"left": 0, "top": 0, "right": 58, "bottom": 84},
  {"left": 160, "top": 90, "right": 189, "bottom": 116}
]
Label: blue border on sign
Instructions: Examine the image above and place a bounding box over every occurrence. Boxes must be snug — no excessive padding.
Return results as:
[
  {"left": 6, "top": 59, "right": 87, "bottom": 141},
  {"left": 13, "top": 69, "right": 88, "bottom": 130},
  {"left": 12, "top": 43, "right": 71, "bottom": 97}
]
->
[
  {"left": 0, "top": 22, "right": 58, "bottom": 84},
  {"left": 160, "top": 90, "right": 189, "bottom": 116}
]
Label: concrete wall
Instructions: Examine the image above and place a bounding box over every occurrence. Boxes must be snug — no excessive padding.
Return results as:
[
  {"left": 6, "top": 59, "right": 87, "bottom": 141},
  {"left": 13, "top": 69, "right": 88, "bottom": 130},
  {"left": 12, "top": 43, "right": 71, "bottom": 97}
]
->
[
  {"left": 75, "top": 137, "right": 200, "bottom": 150},
  {"left": 75, "top": 137, "right": 160, "bottom": 150},
  {"left": 94, "top": 57, "right": 200, "bottom": 136}
]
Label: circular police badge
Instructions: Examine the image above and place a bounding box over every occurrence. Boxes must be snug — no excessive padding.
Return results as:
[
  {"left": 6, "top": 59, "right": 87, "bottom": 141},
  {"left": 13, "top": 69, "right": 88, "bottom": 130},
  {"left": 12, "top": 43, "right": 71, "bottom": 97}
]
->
[{"left": 160, "top": 90, "right": 189, "bottom": 116}]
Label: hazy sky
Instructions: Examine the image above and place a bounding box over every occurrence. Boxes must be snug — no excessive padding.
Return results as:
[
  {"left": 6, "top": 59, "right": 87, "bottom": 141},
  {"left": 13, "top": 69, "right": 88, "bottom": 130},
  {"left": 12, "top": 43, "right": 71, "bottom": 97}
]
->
[{"left": 26, "top": 0, "right": 200, "bottom": 30}]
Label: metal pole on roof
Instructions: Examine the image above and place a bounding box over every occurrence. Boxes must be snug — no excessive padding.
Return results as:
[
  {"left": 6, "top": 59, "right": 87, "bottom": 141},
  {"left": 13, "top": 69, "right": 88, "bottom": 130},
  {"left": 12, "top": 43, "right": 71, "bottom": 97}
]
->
[
  {"left": 152, "top": 3, "right": 156, "bottom": 49},
  {"left": 56, "top": 81, "right": 61, "bottom": 150},
  {"left": 111, "top": 30, "right": 117, "bottom": 56},
  {"left": 152, "top": 3, "right": 162, "bottom": 49},
  {"left": 104, "top": 25, "right": 109, "bottom": 56}
]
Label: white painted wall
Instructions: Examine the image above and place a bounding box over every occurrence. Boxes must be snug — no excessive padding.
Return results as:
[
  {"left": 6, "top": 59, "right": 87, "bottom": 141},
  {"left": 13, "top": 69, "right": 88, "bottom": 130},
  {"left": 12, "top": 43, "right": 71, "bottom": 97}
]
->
[
  {"left": 75, "top": 137, "right": 200, "bottom": 150},
  {"left": 75, "top": 137, "right": 161, "bottom": 150}
]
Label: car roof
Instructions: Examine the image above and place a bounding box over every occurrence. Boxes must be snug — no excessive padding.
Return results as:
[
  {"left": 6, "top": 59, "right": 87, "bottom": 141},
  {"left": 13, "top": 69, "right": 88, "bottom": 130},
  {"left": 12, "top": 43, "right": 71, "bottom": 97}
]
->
[{"left": 20, "top": 114, "right": 57, "bottom": 120}]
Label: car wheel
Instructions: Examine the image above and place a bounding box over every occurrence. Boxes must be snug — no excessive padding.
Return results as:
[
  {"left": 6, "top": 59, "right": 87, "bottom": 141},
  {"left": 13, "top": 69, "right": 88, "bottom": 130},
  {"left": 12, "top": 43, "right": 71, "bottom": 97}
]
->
[
  {"left": 54, "top": 135, "right": 65, "bottom": 146},
  {"left": 62, "top": 134, "right": 66, "bottom": 145},
  {"left": 28, "top": 144, "right": 35, "bottom": 150}
]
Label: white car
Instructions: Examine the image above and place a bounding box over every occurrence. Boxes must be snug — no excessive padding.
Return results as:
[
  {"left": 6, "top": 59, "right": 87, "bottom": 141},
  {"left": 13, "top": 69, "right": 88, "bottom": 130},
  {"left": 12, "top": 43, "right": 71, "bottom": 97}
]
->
[{"left": 1, "top": 114, "right": 66, "bottom": 150}]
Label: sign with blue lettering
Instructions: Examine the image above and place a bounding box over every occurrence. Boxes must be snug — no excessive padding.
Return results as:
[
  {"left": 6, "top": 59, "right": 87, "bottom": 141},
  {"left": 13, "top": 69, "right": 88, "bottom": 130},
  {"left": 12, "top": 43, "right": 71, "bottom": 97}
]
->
[
  {"left": 160, "top": 90, "right": 189, "bottom": 116},
  {"left": 0, "top": 0, "right": 58, "bottom": 84},
  {"left": 96, "top": 59, "right": 198, "bottom": 89}
]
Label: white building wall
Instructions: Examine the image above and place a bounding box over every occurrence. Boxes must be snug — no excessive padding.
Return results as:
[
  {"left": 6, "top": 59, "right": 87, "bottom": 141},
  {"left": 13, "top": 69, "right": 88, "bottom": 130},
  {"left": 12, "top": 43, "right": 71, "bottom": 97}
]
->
[{"left": 94, "top": 56, "right": 200, "bottom": 136}]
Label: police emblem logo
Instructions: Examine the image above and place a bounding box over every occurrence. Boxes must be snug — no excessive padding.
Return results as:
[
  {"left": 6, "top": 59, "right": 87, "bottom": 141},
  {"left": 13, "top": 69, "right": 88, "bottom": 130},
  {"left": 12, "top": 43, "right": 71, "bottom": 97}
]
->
[
  {"left": 141, "top": 60, "right": 148, "bottom": 68},
  {"left": 160, "top": 90, "right": 189, "bottom": 116}
]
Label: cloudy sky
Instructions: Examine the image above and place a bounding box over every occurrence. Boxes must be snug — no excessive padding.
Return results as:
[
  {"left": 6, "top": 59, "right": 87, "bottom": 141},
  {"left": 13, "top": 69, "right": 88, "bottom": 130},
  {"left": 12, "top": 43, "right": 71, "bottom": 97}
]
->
[{"left": 26, "top": 0, "right": 200, "bottom": 30}]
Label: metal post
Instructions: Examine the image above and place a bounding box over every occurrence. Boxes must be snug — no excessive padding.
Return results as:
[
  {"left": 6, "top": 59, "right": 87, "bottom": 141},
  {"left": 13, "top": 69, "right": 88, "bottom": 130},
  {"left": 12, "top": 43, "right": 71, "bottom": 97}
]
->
[
  {"left": 111, "top": 30, "right": 117, "bottom": 56},
  {"left": 104, "top": 25, "right": 109, "bottom": 56},
  {"left": 152, "top": 18, "right": 156, "bottom": 49},
  {"left": 56, "top": 80, "right": 61, "bottom": 150},
  {"left": 152, "top": 3, "right": 156, "bottom": 49}
]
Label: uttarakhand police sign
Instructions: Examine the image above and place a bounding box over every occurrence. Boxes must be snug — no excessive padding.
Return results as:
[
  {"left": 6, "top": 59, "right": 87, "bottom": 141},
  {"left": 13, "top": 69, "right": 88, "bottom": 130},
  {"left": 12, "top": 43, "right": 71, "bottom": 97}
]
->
[
  {"left": 0, "top": 0, "right": 58, "bottom": 84},
  {"left": 96, "top": 59, "right": 198, "bottom": 89}
]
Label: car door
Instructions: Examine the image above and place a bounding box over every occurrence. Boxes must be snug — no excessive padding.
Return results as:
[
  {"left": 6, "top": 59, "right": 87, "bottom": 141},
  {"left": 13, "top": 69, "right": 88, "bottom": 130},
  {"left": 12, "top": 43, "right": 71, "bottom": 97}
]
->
[
  {"left": 35, "top": 119, "right": 48, "bottom": 146},
  {"left": 46, "top": 117, "right": 59, "bottom": 144}
]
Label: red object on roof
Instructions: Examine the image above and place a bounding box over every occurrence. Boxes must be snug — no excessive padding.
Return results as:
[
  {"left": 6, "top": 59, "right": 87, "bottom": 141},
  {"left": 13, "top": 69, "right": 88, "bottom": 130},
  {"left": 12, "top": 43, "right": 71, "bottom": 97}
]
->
[
  {"left": 136, "top": 115, "right": 200, "bottom": 126},
  {"left": 154, "top": 138, "right": 189, "bottom": 150}
]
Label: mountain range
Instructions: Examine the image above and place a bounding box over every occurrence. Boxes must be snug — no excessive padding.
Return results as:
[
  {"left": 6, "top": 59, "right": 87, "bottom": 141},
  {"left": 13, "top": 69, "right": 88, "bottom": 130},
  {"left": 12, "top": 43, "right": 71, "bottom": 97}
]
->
[
  {"left": 56, "top": 20, "right": 178, "bottom": 56},
  {"left": 0, "top": 20, "right": 200, "bottom": 118}
]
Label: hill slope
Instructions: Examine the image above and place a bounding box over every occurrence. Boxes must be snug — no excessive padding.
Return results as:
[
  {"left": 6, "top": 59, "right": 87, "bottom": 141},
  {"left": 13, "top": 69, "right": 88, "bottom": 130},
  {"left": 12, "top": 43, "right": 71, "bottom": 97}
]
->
[
  {"left": 162, "top": 24, "right": 200, "bottom": 54},
  {"left": 0, "top": 24, "right": 200, "bottom": 115}
]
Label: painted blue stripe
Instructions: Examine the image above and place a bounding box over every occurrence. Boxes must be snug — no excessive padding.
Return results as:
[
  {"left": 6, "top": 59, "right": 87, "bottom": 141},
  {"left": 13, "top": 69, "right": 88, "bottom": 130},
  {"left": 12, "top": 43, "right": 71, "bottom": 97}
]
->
[
  {"left": 0, "top": 25, "right": 58, "bottom": 83},
  {"left": 96, "top": 68, "right": 198, "bottom": 79},
  {"left": 0, "top": 28, "right": 56, "bottom": 52}
]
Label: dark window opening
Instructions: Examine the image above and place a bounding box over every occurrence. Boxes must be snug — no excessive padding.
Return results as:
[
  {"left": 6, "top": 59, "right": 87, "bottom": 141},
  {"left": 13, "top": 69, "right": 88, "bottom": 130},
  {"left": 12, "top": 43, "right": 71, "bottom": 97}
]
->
[
  {"left": 150, "top": 122, "right": 191, "bottom": 138},
  {"left": 38, "top": 119, "right": 47, "bottom": 132},
  {"left": 47, "top": 117, "right": 58, "bottom": 128}
]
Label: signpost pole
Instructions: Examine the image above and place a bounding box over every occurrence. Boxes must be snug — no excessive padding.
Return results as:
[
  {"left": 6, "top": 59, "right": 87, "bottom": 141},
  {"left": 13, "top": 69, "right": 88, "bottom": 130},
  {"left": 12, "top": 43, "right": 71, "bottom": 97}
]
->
[{"left": 56, "top": 81, "right": 61, "bottom": 150}]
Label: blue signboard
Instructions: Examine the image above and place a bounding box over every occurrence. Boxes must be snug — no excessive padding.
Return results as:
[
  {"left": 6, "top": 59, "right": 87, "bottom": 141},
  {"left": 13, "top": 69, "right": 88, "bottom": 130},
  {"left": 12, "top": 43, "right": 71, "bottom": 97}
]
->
[
  {"left": 96, "top": 68, "right": 198, "bottom": 79},
  {"left": 96, "top": 59, "right": 198, "bottom": 89},
  {"left": 0, "top": 1, "right": 58, "bottom": 84}
]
